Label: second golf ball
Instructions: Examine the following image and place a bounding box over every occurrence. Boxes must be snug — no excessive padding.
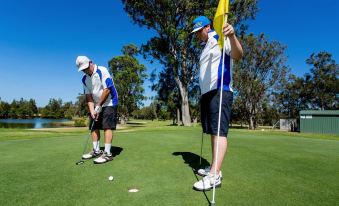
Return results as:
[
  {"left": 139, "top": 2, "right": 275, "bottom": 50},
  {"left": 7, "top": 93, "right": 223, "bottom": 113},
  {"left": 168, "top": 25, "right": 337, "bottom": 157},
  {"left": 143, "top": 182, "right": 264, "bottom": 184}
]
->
[{"left": 108, "top": 176, "right": 114, "bottom": 181}]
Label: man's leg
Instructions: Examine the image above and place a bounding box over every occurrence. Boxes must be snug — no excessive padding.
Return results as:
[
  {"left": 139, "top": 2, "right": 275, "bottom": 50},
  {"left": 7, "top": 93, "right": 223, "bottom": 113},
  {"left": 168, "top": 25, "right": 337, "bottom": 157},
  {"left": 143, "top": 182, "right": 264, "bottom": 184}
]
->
[
  {"left": 93, "top": 106, "right": 116, "bottom": 164},
  {"left": 92, "top": 129, "right": 100, "bottom": 152},
  {"left": 193, "top": 135, "right": 226, "bottom": 191},
  {"left": 210, "top": 91, "right": 232, "bottom": 175},
  {"left": 93, "top": 129, "right": 113, "bottom": 164},
  {"left": 210, "top": 135, "right": 227, "bottom": 175},
  {"left": 82, "top": 129, "right": 101, "bottom": 159},
  {"left": 104, "top": 129, "right": 113, "bottom": 155}
]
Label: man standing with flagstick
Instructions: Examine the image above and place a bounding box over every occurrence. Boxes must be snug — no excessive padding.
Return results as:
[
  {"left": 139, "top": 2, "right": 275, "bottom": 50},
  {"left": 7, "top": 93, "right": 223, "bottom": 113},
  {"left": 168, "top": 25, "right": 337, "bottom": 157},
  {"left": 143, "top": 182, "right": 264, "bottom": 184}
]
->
[{"left": 191, "top": 0, "right": 243, "bottom": 194}]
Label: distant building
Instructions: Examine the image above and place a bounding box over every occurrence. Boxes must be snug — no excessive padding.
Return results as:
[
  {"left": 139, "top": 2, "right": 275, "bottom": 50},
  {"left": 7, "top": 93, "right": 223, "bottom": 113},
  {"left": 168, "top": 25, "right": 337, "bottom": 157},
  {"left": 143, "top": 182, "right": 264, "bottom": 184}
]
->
[
  {"left": 299, "top": 110, "right": 339, "bottom": 135},
  {"left": 280, "top": 119, "right": 298, "bottom": 132}
]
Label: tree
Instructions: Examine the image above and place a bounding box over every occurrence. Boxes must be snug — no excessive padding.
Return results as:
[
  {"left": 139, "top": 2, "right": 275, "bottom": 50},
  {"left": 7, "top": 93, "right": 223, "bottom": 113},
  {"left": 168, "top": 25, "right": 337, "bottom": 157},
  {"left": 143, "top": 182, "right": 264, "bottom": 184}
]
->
[
  {"left": 17, "top": 98, "right": 32, "bottom": 117},
  {"left": 231, "top": 96, "right": 248, "bottom": 127},
  {"left": 9, "top": 100, "right": 19, "bottom": 118},
  {"left": 234, "top": 33, "right": 288, "bottom": 129},
  {"left": 0, "top": 98, "right": 10, "bottom": 118},
  {"left": 306, "top": 51, "right": 339, "bottom": 110},
  {"left": 41, "top": 98, "right": 63, "bottom": 118},
  {"left": 63, "top": 101, "right": 77, "bottom": 119},
  {"left": 132, "top": 104, "right": 157, "bottom": 120},
  {"left": 260, "top": 101, "right": 279, "bottom": 126},
  {"left": 1, "top": 98, "right": 38, "bottom": 118},
  {"left": 274, "top": 74, "right": 310, "bottom": 118},
  {"left": 108, "top": 44, "right": 148, "bottom": 123},
  {"left": 274, "top": 52, "right": 338, "bottom": 117},
  {"left": 28, "top": 99, "right": 38, "bottom": 116},
  {"left": 75, "top": 94, "right": 87, "bottom": 117},
  {"left": 147, "top": 102, "right": 158, "bottom": 121},
  {"left": 150, "top": 66, "right": 181, "bottom": 124},
  {"left": 121, "top": 0, "right": 259, "bottom": 126}
]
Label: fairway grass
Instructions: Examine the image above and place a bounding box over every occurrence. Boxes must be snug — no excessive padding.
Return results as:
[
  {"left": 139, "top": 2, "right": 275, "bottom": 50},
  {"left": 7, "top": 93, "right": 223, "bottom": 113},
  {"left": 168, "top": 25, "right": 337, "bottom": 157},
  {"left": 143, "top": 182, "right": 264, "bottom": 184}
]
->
[{"left": 0, "top": 121, "right": 338, "bottom": 206}]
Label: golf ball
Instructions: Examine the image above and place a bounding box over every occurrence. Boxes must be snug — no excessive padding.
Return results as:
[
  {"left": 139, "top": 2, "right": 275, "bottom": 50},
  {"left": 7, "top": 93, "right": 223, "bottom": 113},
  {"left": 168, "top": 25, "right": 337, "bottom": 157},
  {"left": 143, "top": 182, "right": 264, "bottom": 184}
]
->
[{"left": 108, "top": 176, "right": 114, "bottom": 181}]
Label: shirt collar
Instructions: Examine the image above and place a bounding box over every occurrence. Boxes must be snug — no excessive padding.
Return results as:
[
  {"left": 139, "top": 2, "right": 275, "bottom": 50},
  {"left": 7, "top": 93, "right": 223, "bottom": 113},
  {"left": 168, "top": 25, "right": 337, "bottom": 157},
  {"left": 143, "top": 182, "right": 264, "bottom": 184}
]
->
[
  {"left": 200, "top": 30, "right": 217, "bottom": 46},
  {"left": 87, "top": 64, "right": 97, "bottom": 77}
]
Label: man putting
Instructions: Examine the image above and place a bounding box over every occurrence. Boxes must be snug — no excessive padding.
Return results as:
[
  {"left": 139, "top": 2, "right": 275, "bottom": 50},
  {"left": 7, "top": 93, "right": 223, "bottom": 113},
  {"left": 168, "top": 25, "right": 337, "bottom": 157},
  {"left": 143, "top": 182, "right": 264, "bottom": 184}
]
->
[
  {"left": 76, "top": 56, "right": 118, "bottom": 164},
  {"left": 191, "top": 16, "right": 243, "bottom": 190}
]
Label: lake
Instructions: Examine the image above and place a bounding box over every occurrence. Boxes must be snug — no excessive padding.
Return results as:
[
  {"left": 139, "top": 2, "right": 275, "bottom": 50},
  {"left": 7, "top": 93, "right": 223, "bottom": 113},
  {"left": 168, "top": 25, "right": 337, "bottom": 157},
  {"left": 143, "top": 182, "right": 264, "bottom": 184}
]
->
[{"left": 0, "top": 118, "right": 70, "bottom": 129}]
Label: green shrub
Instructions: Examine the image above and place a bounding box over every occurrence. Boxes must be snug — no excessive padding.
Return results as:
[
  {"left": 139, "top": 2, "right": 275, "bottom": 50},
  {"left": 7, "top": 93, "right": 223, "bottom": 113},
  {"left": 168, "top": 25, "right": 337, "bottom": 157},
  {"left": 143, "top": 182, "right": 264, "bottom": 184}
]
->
[{"left": 74, "top": 118, "right": 87, "bottom": 127}]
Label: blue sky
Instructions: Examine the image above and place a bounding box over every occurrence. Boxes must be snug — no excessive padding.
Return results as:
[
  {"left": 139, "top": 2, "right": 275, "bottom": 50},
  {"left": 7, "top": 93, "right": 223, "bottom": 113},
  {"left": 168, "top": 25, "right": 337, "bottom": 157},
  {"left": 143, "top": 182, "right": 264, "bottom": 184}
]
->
[{"left": 0, "top": 0, "right": 338, "bottom": 107}]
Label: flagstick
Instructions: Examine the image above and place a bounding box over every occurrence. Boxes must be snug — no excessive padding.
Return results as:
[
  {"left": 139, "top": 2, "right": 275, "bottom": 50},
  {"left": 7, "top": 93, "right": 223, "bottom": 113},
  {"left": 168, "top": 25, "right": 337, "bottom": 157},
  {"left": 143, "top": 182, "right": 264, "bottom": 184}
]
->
[
  {"left": 199, "top": 131, "right": 204, "bottom": 166},
  {"left": 211, "top": 13, "right": 228, "bottom": 206}
]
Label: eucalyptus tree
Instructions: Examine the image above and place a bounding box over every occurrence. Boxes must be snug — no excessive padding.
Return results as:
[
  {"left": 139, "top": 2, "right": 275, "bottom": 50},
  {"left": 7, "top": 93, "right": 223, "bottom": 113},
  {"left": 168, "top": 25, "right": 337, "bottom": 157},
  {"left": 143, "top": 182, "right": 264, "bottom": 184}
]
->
[
  {"left": 109, "top": 44, "right": 148, "bottom": 123},
  {"left": 234, "top": 33, "right": 288, "bottom": 129},
  {"left": 121, "top": 0, "right": 258, "bottom": 125}
]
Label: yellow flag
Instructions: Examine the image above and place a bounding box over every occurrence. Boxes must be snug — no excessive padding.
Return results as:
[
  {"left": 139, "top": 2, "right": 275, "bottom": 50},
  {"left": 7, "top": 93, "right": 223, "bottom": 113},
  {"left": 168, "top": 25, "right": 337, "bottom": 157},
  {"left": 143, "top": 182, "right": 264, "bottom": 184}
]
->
[{"left": 213, "top": 0, "right": 229, "bottom": 49}]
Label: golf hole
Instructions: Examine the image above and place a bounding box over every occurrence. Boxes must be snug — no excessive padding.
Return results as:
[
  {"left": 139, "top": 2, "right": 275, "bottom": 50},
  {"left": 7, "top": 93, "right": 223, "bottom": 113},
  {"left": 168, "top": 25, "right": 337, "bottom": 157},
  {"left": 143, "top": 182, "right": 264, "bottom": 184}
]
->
[{"left": 128, "top": 188, "right": 139, "bottom": 193}]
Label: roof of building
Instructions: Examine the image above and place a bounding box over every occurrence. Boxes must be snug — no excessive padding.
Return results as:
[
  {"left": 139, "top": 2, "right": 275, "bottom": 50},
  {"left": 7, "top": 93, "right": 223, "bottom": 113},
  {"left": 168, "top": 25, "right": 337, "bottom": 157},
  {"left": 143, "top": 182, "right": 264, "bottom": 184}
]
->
[{"left": 300, "top": 110, "right": 339, "bottom": 115}]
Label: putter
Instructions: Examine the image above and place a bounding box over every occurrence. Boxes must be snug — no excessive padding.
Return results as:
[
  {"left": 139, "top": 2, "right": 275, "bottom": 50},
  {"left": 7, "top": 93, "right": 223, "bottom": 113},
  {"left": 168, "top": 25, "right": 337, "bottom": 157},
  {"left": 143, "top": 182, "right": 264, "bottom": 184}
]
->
[{"left": 75, "top": 120, "right": 95, "bottom": 165}]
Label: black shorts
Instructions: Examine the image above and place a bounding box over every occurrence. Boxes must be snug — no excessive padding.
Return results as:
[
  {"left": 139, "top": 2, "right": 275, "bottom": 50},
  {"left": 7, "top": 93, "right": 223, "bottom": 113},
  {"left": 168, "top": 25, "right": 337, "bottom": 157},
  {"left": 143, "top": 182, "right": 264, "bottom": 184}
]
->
[
  {"left": 89, "top": 106, "right": 118, "bottom": 130},
  {"left": 201, "top": 90, "right": 233, "bottom": 137}
]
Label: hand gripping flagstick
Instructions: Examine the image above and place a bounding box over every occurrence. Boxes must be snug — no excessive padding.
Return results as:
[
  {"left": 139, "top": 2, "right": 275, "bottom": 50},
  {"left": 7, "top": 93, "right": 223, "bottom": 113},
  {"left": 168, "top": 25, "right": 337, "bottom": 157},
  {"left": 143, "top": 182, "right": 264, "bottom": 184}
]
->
[{"left": 211, "top": 0, "right": 229, "bottom": 205}]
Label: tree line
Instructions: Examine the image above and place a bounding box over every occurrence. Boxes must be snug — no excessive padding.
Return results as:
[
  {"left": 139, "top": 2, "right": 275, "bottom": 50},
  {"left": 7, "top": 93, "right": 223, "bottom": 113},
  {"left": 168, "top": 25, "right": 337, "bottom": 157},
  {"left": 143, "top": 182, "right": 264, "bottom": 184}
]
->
[
  {"left": 0, "top": 48, "right": 337, "bottom": 128},
  {"left": 130, "top": 48, "right": 339, "bottom": 128},
  {"left": 1, "top": 1, "right": 338, "bottom": 130},
  {"left": 0, "top": 96, "right": 87, "bottom": 119}
]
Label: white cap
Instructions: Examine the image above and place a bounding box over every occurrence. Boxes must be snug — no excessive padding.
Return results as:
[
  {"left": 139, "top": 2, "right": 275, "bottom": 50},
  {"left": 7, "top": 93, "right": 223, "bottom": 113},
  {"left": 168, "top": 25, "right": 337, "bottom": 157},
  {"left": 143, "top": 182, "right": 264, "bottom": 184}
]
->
[{"left": 76, "top": 56, "right": 91, "bottom": 71}]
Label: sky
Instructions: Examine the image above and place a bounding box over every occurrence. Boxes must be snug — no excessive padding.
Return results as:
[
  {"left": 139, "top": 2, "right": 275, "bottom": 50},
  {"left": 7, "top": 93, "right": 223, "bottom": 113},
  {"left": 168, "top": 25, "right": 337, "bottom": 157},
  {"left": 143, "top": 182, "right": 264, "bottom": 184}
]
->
[{"left": 0, "top": 0, "right": 338, "bottom": 107}]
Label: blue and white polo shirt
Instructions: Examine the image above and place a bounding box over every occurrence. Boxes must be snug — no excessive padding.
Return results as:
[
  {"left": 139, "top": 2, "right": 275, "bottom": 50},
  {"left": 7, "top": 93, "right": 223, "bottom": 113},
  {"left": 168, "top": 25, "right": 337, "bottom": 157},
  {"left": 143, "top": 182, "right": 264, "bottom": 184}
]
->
[
  {"left": 82, "top": 65, "right": 118, "bottom": 107},
  {"left": 199, "top": 30, "right": 233, "bottom": 95}
]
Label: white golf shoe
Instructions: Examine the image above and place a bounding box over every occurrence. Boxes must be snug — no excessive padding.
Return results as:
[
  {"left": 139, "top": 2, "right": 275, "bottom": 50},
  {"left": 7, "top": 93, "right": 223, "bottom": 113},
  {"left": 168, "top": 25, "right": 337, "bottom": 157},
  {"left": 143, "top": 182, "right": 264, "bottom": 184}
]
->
[
  {"left": 82, "top": 150, "right": 102, "bottom": 159},
  {"left": 193, "top": 173, "right": 222, "bottom": 191},
  {"left": 197, "top": 167, "right": 223, "bottom": 178},
  {"left": 93, "top": 152, "right": 113, "bottom": 164}
]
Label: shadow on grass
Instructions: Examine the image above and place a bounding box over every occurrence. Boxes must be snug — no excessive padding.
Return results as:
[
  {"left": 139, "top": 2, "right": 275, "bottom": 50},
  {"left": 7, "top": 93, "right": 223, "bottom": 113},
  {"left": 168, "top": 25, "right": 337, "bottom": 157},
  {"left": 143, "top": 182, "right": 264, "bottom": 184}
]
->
[
  {"left": 125, "top": 122, "right": 147, "bottom": 128},
  {"left": 173, "top": 152, "right": 211, "bottom": 205},
  {"left": 99, "top": 146, "right": 123, "bottom": 158},
  {"left": 126, "top": 122, "right": 145, "bottom": 125},
  {"left": 229, "top": 125, "right": 248, "bottom": 129},
  {"left": 172, "top": 152, "right": 210, "bottom": 171},
  {"left": 167, "top": 123, "right": 179, "bottom": 126}
]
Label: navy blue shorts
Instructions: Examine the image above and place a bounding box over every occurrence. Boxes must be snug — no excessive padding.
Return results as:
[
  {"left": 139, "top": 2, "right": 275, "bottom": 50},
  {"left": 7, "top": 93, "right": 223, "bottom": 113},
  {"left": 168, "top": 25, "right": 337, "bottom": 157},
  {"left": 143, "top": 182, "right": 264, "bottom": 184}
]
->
[
  {"left": 89, "top": 106, "right": 118, "bottom": 130},
  {"left": 200, "top": 90, "right": 233, "bottom": 137}
]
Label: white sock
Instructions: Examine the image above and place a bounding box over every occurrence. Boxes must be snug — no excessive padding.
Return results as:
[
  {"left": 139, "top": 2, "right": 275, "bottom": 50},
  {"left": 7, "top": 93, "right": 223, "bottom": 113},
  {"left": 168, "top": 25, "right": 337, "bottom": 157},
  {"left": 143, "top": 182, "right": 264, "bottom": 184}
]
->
[
  {"left": 105, "top": 143, "right": 111, "bottom": 155},
  {"left": 93, "top": 141, "right": 100, "bottom": 152}
]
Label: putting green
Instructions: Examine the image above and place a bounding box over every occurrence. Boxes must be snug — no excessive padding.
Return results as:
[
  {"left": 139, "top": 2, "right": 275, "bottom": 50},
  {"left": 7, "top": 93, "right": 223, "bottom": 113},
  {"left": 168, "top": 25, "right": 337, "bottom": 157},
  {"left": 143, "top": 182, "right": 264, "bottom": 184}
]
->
[{"left": 0, "top": 122, "right": 338, "bottom": 206}]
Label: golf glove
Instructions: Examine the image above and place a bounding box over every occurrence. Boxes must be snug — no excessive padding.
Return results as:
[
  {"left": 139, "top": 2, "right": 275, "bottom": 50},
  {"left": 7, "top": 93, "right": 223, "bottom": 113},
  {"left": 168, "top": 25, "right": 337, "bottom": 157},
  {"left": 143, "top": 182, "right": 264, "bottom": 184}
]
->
[{"left": 94, "top": 105, "right": 102, "bottom": 114}]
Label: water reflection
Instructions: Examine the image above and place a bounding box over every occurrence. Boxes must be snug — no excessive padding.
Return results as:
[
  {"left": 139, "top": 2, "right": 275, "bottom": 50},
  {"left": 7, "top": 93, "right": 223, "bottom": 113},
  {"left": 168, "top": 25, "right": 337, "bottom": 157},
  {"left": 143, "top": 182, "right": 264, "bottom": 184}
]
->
[{"left": 0, "top": 118, "right": 69, "bottom": 129}]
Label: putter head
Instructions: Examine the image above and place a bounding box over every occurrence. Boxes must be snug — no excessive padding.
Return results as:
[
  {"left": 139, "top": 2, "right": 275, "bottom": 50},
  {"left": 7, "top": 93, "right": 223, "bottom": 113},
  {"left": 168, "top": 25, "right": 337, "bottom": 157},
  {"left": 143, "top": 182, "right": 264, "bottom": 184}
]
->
[{"left": 76, "top": 160, "right": 85, "bottom": 165}]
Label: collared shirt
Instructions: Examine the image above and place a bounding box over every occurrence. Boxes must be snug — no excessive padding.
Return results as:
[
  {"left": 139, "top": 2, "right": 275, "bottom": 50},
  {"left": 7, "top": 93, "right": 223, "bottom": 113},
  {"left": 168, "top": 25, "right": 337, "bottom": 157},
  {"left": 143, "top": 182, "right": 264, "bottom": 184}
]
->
[
  {"left": 82, "top": 65, "right": 118, "bottom": 107},
  {"left": 199, "top": 30, "right": 233, "bottom": 95}
]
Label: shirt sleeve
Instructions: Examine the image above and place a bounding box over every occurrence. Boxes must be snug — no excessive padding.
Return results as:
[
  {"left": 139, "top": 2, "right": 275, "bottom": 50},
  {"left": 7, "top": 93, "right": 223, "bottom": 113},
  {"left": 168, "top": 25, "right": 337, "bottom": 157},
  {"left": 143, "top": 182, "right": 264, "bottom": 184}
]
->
[
  {"left": 83, "top": 85, "right": 90, "bottom": 94},
  {"left": 100, "top": 67, "right": 114, "bottom": 90},
  {"left": 224, "top": 38, "right": 231, "bottom": 56},
  {"left": 82, "top": 75, "right": 91, "bottom": 94}
]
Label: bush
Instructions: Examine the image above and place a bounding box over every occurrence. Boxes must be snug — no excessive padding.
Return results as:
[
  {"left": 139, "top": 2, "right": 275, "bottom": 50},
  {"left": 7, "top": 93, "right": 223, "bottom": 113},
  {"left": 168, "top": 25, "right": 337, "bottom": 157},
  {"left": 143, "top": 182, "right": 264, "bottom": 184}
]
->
[{"left": 74, "top": 118, "right": 87, "bottom": 127}]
